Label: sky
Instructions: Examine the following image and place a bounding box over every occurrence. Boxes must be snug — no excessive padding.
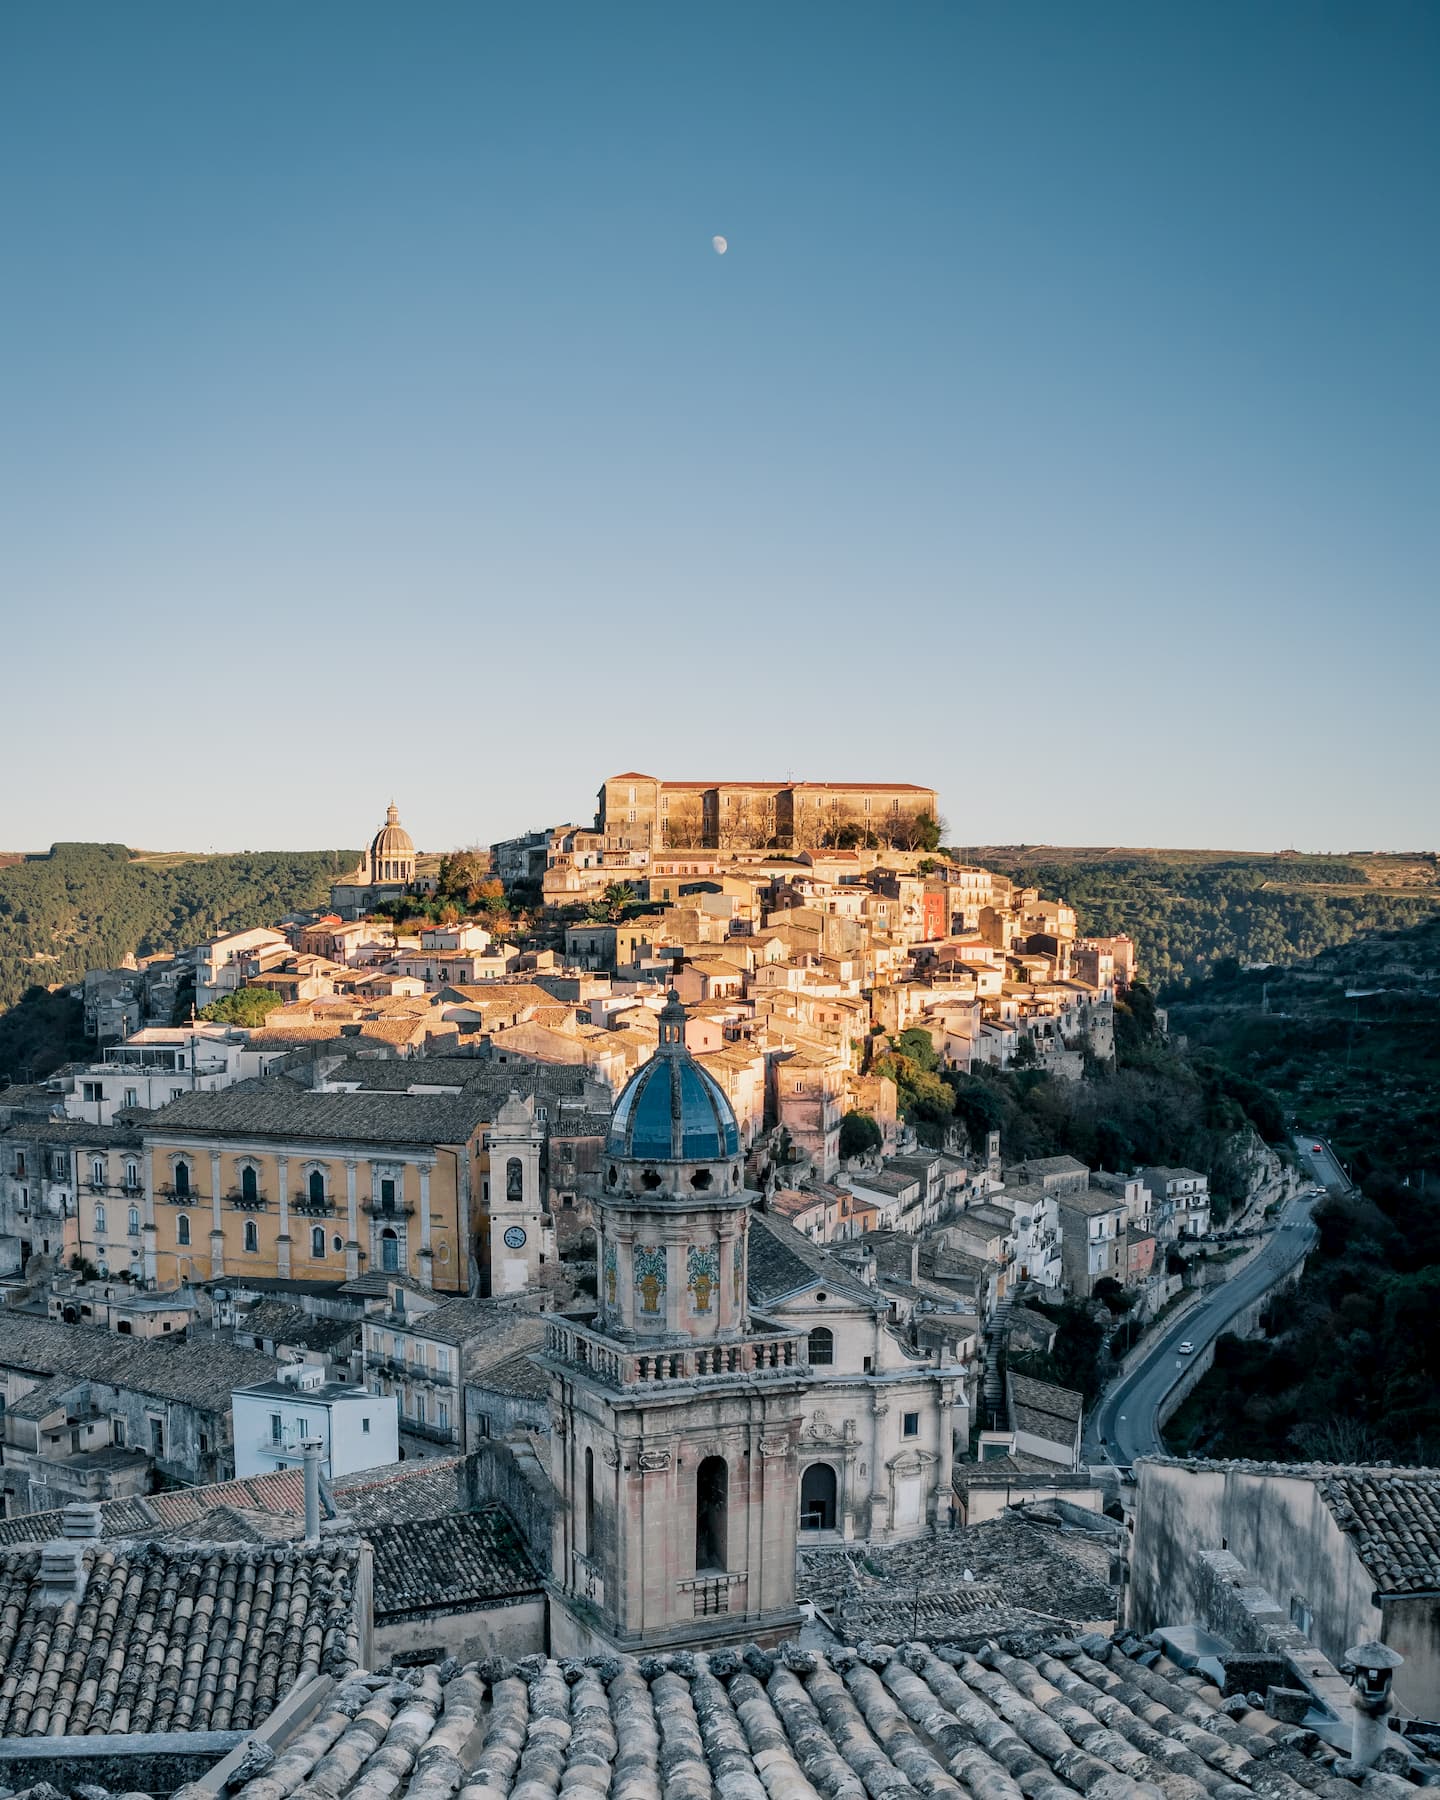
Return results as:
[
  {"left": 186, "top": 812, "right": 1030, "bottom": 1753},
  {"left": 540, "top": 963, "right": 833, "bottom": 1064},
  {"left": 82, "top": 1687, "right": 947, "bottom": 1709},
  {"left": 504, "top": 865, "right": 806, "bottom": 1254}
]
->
[{"left": 2, "top": 2, "right": 1437, "bottom": 855}]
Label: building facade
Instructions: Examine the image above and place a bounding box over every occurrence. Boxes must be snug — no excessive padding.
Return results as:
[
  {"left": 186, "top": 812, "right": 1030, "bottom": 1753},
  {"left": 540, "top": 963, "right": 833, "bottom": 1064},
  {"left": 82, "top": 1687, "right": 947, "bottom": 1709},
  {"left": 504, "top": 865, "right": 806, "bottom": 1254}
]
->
[
  {"left": 141, "top": 1083, "right": 484, "bottom": 1292},
  {"left": 233, "top": 1361, "right": 398, "bottom": 1480},
  {"left": 594, "top": 774, "right": 940, "bottom": 853}
]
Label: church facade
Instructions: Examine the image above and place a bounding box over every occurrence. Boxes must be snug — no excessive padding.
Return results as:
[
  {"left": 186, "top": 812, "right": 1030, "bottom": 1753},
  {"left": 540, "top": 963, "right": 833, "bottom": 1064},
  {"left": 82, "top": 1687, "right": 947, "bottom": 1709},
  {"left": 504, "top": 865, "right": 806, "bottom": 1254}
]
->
[{"left": 544, "top": 994, "right": 810, "bottom": 1654}]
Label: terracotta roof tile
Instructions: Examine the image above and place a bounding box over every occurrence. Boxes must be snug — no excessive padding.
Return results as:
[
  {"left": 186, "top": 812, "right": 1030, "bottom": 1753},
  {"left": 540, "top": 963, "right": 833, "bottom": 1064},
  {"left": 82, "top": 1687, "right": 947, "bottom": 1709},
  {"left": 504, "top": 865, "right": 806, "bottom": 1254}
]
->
[{"left": 0, "top": 1539, "right": 360, "bottom": 1737}]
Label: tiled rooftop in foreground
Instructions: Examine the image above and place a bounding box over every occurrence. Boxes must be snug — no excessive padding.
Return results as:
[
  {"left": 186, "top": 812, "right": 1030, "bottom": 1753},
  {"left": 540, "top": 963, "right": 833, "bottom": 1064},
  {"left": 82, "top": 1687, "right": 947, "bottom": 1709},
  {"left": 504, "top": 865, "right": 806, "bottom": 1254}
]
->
[
  {"left": 169, "top": 1631, "right": 1434, "bottom": 1800},
  {"left": 0, "top": 1538, "right": 361, "bottom": 1737}
]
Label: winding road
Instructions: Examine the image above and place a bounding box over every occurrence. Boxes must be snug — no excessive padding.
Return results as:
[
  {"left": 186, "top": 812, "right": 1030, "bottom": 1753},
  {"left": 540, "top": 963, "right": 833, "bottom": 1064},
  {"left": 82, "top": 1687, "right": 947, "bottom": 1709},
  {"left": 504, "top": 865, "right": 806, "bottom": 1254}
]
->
[{"left": 1084, "top": 1174, "right": 1321, "bottom": 1466}]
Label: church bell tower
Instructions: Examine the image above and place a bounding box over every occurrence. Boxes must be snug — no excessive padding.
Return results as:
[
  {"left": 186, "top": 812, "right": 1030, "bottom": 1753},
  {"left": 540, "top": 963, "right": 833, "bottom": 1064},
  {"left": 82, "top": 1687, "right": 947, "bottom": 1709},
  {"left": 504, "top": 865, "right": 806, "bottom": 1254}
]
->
[{"left": 544, "top": 993, "right": 809, "bottom": 1655}]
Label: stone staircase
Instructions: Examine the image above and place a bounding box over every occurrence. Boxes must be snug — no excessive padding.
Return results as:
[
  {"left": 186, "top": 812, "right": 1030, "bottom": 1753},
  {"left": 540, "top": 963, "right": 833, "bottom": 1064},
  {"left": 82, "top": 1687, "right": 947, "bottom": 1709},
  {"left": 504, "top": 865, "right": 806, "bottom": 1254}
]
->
[{"left": 981, "top": 1293, "right": 1012, "bottom": 1428}]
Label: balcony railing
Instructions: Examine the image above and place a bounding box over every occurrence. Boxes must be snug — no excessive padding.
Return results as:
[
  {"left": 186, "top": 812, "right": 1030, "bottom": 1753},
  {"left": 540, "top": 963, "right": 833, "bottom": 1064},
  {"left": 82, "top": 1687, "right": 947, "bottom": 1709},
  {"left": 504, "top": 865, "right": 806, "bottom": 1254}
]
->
[
  {"left": 402, "top": 1416, "right": 458, "bottom": 1444},
  {"left": 362, "top": 1198, "right": 415, "bottom": 1218},
  {"left": 544, "top": 1315, "right": 807, "bottom": 1390},
  {"left": 292, "top": 1193, "right": 336, "bottom": 1216},
  {"left": 369, "top": 1351, "right": 445, "bottom": 1384},
  {"left": 157, "top": 1186, "right": 199, "bottom": 1205},
  {"left": 227, "top": 1193, "right": 270, "bottom": 1212}
]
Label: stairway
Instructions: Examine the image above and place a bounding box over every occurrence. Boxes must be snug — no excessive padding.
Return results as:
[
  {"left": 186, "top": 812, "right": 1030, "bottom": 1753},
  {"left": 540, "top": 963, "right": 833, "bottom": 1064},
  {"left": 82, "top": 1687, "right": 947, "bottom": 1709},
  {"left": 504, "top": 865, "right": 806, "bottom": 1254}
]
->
[{"left": 981, "top": 1294, "right": 1012, "bottom": 1428}]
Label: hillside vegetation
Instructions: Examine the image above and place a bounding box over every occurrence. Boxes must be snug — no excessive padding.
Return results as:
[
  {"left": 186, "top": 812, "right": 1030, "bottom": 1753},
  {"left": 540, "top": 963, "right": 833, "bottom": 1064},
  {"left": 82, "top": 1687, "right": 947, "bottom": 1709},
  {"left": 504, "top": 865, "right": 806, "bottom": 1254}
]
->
[
  {"left": 954, "top": 847, "right": 1439, "bottom": 985},
  {"left": 0, "top": 843, "right": 354, "bottom": 1011},
  {"left": 1162, "top": 914, "right": 1440, "bottom": 1463}
]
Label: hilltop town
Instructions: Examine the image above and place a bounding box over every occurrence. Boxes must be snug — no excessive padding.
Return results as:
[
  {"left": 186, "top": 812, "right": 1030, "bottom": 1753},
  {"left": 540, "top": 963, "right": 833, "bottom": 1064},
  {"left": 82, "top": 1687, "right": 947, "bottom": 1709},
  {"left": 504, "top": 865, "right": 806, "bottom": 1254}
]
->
[{"left": 0, "top": 777, "right": 1433, "bottom": 1783}]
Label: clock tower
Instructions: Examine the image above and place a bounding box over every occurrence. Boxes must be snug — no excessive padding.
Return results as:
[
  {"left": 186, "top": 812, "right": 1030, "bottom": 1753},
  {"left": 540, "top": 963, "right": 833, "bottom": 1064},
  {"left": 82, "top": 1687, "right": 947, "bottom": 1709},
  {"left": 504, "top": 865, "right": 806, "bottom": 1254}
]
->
[
  {"left": 544, "top": 993, "right": 809, "bottom": 1655},
  {"left": 486, "top": 1090, "right": 547, "bottom": 1296}
]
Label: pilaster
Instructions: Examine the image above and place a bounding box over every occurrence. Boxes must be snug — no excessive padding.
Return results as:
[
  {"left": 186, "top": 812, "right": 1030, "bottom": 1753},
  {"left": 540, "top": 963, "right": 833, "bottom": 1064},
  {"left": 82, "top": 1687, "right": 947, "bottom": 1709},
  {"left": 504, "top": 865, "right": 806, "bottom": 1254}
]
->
[
  {"left": 276, "top": 1154, "right": 291, "bottom": 1277},
  {"left": 418, "top": 1161, "right": 433, "bottom": 1289},
  {"left": 346, "top": 1160, "right": 360, "bottom": 1279}
]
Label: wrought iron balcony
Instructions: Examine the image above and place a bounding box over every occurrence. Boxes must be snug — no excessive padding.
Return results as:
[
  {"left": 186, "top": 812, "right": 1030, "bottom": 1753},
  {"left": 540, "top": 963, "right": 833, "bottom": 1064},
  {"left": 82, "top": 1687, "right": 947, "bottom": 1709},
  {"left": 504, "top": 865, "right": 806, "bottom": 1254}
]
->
[
  {"left": 291, "top": 1193, "right": 336, "bottom": 1216},
  {"left": 362, "top": 1197, "right": 415, "bottom": 1218},
  {"left": 227, "top": 1192, "right": 269, "bottom": 1212}
]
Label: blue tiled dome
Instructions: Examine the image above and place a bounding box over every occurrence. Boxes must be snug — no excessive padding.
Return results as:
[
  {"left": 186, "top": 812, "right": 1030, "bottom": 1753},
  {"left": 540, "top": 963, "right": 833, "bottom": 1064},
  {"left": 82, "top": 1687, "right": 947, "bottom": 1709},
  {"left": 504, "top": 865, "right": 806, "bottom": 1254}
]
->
[{"left": 606, "top": 997, "right": 740, "bottom": 1162}]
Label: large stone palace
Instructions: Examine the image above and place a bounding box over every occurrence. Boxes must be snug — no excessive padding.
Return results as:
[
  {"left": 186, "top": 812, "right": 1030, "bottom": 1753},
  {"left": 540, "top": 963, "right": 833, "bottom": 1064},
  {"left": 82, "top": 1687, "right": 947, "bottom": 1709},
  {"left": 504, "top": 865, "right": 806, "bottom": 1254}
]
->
[{"left": 596, "top": 772, "right": 940, "bottom": 852}]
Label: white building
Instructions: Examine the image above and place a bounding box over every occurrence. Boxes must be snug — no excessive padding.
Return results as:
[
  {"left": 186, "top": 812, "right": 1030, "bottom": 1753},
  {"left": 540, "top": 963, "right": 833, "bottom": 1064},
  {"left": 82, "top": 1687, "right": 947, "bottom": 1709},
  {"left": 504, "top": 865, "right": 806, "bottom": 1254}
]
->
[
  {"left": 992, "top": 1181, "right": 1062, "bottom": 1291},
  {"left": 195, "top": 928, "right": 290, "bottom": 1011},
  {"left": 232, "top": 1362, "right": 397, "bottom": 1480},
  {"left": 64, "top": 1027, "right": 284, "bottom": 1125}
]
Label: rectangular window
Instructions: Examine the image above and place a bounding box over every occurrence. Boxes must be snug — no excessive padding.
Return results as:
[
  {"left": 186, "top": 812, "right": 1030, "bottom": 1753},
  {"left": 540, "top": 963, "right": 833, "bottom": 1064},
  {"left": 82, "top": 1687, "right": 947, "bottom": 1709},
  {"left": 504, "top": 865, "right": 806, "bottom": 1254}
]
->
[
  {"left": 436, "top": 1346, "right": 451, "bottom": 1376},
  {"left": 123, "top": 1089, "right": 137, "bottom": 1109},
  {"left": 902, "top": 1411, "right": 920, "bottom": 1438},
  {"left": 437, "top": 1401, "right": 450, "bottom": 1432},
  {"left": 362, "top": 1417, "right": 371, "bottom": 1434},
  {"left": 271, "top": 1413, "right": 283, "bottom": 1442},
  {"left": 82, "top": 1083, "right": 102, "bottom": 1105}
]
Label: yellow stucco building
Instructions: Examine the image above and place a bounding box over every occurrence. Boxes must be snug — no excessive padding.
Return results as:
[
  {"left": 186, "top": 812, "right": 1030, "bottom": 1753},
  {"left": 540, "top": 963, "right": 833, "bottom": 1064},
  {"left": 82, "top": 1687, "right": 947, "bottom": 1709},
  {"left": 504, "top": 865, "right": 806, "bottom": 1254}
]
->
[{"left": 142, "top": 1082, "right": 485, "bottom": 1293}]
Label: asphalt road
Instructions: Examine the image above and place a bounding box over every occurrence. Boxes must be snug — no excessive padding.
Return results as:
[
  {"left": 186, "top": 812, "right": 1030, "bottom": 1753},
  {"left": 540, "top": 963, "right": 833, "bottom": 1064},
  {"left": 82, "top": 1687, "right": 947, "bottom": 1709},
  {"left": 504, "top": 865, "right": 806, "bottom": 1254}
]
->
[
  {"left": 1292, "top": 1133, "right": 1351, "bottom": 1193},
  {"left": 1084, "top": 1194, "right": 1318, "bottom": 1467}
]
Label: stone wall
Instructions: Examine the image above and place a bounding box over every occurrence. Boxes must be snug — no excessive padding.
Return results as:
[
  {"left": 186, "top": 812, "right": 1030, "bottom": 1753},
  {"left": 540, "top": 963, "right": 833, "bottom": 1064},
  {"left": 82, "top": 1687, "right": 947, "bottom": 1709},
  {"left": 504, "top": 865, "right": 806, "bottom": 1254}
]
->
[
  {"left": 376, "top": 1594, "right": 545, "bottom": 1664},
  {"left": 466, "top": 1440, "right": 554, "bottom": 1574},
  {"left": 1128, "top": 1461, "right": 1390, "bottom": 1711}
]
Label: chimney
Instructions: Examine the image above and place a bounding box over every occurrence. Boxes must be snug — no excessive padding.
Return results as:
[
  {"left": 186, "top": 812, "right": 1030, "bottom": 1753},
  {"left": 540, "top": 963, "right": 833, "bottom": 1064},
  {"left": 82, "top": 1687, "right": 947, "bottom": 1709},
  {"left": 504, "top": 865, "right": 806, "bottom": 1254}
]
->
[
  {"left": 1339, "top": 1641, "right": 1404, "bottom": 1773},
  {"left": 301, "top": 1438, "right": 323, "bottom": 1545}
]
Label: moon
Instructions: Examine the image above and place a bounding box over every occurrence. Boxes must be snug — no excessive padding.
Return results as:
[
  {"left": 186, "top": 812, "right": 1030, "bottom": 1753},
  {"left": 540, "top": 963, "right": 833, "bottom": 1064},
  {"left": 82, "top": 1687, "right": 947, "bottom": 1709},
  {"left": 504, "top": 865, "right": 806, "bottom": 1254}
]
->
[{"left": 712, "top": 235, "right": 728, "bottom": 255}]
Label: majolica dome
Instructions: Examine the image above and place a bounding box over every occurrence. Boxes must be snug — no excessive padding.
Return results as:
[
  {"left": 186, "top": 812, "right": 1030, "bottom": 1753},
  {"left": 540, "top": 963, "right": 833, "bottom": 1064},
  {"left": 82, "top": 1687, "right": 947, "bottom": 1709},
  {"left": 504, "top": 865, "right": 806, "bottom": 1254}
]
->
[
  {"left": 370, "top": 802, "right": 415, "bottom": 867},
  {"left": 606, "top": 992, "right": 740, "bottom": 1162}
]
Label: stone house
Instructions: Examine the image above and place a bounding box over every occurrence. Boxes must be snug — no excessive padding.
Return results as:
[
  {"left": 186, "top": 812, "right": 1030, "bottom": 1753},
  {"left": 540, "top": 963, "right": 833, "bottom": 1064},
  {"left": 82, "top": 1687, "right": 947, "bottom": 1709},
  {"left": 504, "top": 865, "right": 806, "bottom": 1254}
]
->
[
  {"left": 0, "top": 1312, "right": 274, "bottom": 1511},
  {"left": 1129, "top": 1457, "right": 1440, "bottom": 1719},
  {"left": 359, "top": 1286, "right": 543, "bottom": 1458},
  {"left": 1056, "top": 1184, "right": 1128, "bottom": 1297}
]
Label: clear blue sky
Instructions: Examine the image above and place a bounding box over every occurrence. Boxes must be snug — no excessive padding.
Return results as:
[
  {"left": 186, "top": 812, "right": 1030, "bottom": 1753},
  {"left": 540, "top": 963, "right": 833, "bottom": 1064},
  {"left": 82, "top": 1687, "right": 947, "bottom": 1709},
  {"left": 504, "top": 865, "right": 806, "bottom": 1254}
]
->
[{"left": 2, "top": 2, "right": 1436, "bottom": 854}]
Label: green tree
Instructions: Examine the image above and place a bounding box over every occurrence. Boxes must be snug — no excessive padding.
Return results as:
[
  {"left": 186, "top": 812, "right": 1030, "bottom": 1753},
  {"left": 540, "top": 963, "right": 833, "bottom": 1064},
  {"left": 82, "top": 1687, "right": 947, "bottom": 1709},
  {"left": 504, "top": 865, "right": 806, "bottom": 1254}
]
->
[
  {"left": 584, "top": 882, "right": 638, "bottom": 923},
  {"left": 839, "top": 1112, "right": 883, "bottom": 1157},
  {"left": 198, "top": 987, "right": 283, "bottom": 1027}
]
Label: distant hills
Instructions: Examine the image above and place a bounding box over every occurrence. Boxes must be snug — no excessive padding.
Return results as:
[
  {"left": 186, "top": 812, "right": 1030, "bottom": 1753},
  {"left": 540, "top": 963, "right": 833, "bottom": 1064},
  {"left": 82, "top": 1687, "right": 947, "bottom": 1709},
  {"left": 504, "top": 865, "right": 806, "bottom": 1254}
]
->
[
  {"left": 955, "top": 846, "right": 1439, "bottom": 985},
  {"left": 0, "top": 842, "right": 356, "bottom": 1012}
]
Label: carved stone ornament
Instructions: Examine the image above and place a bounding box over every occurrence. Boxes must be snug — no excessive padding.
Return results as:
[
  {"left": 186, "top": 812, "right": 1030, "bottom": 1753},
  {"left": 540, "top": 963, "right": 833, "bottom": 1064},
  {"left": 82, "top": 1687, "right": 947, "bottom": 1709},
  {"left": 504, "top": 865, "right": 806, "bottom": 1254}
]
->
[
  {"left": 638, "top": 1448, "right": 671, "bottom": 1472},
  {"left": 601, "top": 1445, "right": 620, "bottom": 1468},
  {"left": 807, "top": 1411, "right": 831, "bottom": 1440},
  {"left": 759, "top": 1436, "right": 791, "bottom": 1457}
]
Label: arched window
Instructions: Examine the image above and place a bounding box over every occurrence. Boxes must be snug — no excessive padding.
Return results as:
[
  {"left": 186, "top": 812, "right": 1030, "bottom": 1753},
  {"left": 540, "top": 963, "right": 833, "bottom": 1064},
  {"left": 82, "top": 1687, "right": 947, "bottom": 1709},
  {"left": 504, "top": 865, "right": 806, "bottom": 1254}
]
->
[
  {"left": 312, "top": 1226, "right": 325, "bottom": 1258},
  {"left": 506, "top": 1158, "right": 524, "bottom": 1200},
  {"left": 308, "top": 1168, "right": 326, "bottom": 1206},
  {"left": 173, "top": 1160, "right": 191, "bottom": 1198},
  {"left": 244, "top": 1219, "right": 259, "bottom": 1254},
  {"left": 807, "top": 1326, "right": 834, "bottom": 1366},
  {"left": 800, "top": 1462, "right": 838, "bottom": 1532},
  {"left": 128, "top": 1207, "right": 139, "bottom": 1235},
  {"left": 695, "top": 1455, "right": 728, "bottom": 1573},
  {"left": 381, "top": 1228, "right": 399, "bottom": 1272},
  {"left": 584, "top": 1446, "right": 596, "bottom": 1555},
  {"left": 176, "top": 1214, "right": 191, "bottom": 1246},
  {"left": 95, "top": 1203, "right": 107, "bottom": 1234},
  {"left": 125, "top": 1162, "right": 139, "bottom": 1190},
  {"left": 241, "top": 1165, "right": 259, "bottom": 1203},
  {"left": 91, "top": 1157, "right": 105, "bottom": 1187}
]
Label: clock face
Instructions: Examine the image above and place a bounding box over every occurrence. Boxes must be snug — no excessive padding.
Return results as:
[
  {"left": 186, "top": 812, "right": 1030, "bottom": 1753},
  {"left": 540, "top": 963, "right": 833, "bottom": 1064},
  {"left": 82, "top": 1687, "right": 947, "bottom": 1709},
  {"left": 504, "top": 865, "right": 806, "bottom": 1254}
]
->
[{"left": 503, "top": 1226, "right": 527, "bottom": 1249}]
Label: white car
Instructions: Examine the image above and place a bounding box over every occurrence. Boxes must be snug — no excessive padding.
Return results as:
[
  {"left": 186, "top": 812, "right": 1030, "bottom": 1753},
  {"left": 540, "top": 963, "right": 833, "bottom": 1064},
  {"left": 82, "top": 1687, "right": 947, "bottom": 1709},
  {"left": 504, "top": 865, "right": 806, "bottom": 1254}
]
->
[{"left": 1178, "top": 1341, "right": 1196, "bottom": 1355}]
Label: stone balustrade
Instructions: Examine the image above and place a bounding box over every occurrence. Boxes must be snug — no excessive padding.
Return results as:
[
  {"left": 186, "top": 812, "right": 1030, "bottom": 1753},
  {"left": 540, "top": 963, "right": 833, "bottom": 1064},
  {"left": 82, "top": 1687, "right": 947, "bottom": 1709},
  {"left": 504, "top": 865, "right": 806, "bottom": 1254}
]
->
[{"left": 545, "top": 1316, "right": 807, "bottom": 1389}]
